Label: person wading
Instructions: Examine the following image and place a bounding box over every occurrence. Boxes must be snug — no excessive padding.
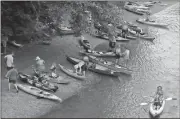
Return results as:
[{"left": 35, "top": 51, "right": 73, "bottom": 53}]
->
[
  {"left": 115, "top": 45, "right": 122, "bottom": 65},
  {"left": 74, "top": 56, "right": 89, "bottom": 76}
]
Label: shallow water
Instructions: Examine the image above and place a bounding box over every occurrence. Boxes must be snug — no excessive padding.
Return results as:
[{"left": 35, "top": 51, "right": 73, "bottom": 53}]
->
[{"left": 42, "top": 2, "right": 179, "bottom": 118}]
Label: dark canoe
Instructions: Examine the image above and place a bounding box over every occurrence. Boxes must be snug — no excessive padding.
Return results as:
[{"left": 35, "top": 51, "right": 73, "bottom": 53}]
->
[
  {"left": 136, "top": 18, "right": 169, "bottom": 27},
  {"left": 87, "top": 55, "right": 133, "bottom": 75},
  {"left": 58, "top": 64, "right": 86, "bottom": 80},
  {"left": 129, "top": 29, "right": 155, "bottom": 41},
  {"left": 79, "top": 50, "right": 117, "bottom": 57},
  {"left": 57, "top": 27, "right": 74, "bottom": 35},
  {"left": 79, "top": 39, "right": 92, "bottom": 50},
  {"left": 66, "top": 56, "right": 122, "bottom": 77},
  {"left": 19, "top": 73, "right": 58, "bottom": 92},
  {"left": 124, "top": 6, "right": 144, "bottom": 15}
]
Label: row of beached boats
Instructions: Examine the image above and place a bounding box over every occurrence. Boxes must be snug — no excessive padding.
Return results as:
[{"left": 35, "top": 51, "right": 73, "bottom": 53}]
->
[{"left": 14, "top": 1, "right": 171, "bottom": 117}]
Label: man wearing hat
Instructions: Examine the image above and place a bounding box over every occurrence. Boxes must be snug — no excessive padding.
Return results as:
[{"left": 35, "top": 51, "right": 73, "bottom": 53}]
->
[{"left": 34, "top": 56, "right": 46, "bottom": 76}]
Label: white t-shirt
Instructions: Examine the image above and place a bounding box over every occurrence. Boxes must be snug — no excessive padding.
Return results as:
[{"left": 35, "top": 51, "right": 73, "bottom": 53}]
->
[{"left": 4, "top": 54, "right": 14, "bottom": 67}]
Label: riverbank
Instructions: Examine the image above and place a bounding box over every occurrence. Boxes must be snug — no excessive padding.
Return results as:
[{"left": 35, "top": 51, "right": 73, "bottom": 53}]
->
[{"left": 1, "top": 1, "right": 178, "bottom": 118}]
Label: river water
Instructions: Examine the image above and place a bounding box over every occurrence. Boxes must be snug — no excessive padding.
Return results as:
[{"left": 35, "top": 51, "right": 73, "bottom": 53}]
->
[{"left": 42, "top": 2, "right": 179, "bottom": 118}]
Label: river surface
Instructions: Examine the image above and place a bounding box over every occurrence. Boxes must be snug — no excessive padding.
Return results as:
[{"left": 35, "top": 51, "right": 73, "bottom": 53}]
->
[{"left": 42, "top": 1, "right": 179, "bottom": 118}]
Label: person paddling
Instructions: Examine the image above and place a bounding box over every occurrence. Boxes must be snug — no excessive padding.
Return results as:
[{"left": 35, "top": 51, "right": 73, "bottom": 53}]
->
[
  {"left": 74, "top": 56, "right": 89, "bottom": 76},
  {"left": 153, "top": 86, "right": 164, "bottom": 109}
]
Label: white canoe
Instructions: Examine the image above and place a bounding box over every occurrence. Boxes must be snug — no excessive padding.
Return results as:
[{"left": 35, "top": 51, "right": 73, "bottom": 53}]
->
[
  {"left": 16, "top": 84, "right": 62, "bottom": 102},
  {"left": 149, "top": 100, "right": 165, "bottom": 117},
  {"left": 136, "top": 18, "right": 169, "bottom": 27}
]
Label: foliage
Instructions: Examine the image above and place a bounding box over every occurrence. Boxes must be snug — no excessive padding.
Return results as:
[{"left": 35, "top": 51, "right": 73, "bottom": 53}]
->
[{"left": 1, "top": 1, "right": 124, "bottom": 41}]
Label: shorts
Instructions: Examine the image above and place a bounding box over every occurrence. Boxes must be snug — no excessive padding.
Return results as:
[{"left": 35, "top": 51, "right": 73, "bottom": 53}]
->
[
  {"left": 116, "top": 54, "right": 121, "bottom": 59},
  {"left": 9, "top": 80, "right": 16, "bottom": 84},
  {"left": 7, "top": 67, "right": 13, "bottom": 71},
  {"left": 82, "top": 65, "right": 88, "bottom": 71}
]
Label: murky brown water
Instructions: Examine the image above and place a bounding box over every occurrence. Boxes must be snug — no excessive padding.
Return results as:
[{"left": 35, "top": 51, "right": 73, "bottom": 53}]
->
[{"left": 42, "top": 2, "right": 179, "bottom": 118}]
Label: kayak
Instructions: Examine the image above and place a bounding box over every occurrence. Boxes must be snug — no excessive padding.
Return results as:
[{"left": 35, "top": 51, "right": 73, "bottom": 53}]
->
[
  {"left": 125, "top": 2, "right": 150, "bottom": 10},
  {"left": 136, "top": 9, "right": 151, "bottom": 14},
  {"left": 79, "top": 50, "right": 117, "bottom": 57},
  {"left": 66, "top": 56, "right": 122, "bottom": 77},
  {"left": 8, "top": 41, "right": 23, "bottom": 48},
  {"left": 124, "top": 6, "right": 144, "bottom": 15},
  {"left": 79, "top": 38, "right": 92, "bottom": 50},
  {"left": 19, "top": 73, "right": 59, "bottom": 92},
  {"left": 16, "top": 83, "right": 62, "bottom": 102},
  {"left": 58, "top": 64, "right": 86, "bottom": 80},
  {"left": 117, "top": 32, "right": 137, "bottom": 40},
  {"left": 42, "top": 41, "right": 51, "bottom": 45},
  {"left": 95, "top": 34, "right": 130, "bottom": 42},
  {"left": 149, "top": 100, "right": 166, "bottom": 117},
  {"left": 87, "top": 55, "right": 133, "bottom": 75},
  {"left": 57, "top": 26, "right": 74, "bottom": 35},
  {"left": 128, "top": 29, "right": 155, "bottom": 41},
  {"left": 136, "top": 18, "right": 169, "bottom": 27}
]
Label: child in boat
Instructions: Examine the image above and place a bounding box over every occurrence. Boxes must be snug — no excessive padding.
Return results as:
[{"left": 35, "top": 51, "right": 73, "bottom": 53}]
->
[
  {"left": 5, "top": 67, "right": 19, "bottom": 93},
  {"left": 74, "top": 56, "right": 89, "bottom": 76},
  {"left": 154, "top": 86, "right": 164, "bottom": 109}
]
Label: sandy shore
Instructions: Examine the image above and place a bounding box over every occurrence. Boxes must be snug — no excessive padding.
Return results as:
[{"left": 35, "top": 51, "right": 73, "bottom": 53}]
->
[{"left": 1, "top": 1, "right": 178, "bottom": 118}]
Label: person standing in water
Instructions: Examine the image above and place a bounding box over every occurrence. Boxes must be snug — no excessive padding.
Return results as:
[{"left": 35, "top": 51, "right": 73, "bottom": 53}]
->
[
  {"left": 115, "top": 45, "right": 122, "bottom": 65},
  {"left": 121, "top": 24, "right": 129, "bottom": 38},
  {"left": 108, "top": 34, "right": 116, "bottom": 52},
  {"left": 33, "top": 56, "right": 46, "bottom": 77}
]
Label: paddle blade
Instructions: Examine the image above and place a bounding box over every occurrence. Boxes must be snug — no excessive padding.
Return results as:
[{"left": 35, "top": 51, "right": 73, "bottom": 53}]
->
[
  {"left": 165, "top": 97, "right": 177, "bottom": 101},
  {"left": 140, "top": 103, "right": 149, "bottom": 106}
]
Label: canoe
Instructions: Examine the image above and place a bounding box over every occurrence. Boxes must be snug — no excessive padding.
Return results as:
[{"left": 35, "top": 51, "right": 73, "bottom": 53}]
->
[
  {"left": 8, "top": 41, "right": 23, "bottom": 48},
  {"left": 87, "top": 55, "right": 133, "bottom": 75},
  {"left": 149, "top": 100, "right": 165, "bottom": 117},
  {"left": 58, "top": 64, "right": 86, "bottom": 80},
  {"left": 136, "top": 18, "right": 169, "bottom": 27},
  {"left": 16, "top": 83, "right": 62, "bottom": 102},
  {"left": 79, "top": 50, "right": 117, "bottom": 57},
  {"left": 66, "top": 56, "right": 122, "bottom": 77},
  {"left": 95, "top": 34, "right": 109, "bottom": 40},
  {"left": 136, "top": 9, "right": 151, "bottom": 14},
  {"left": 79, "top": 38, "right": 92, "bottom": 50},
  {"left": 129, "top": 29, "right": 155, "bottom": 41},
  {"left": 19, "top": 73, "right": 59, "bottom": 92},
  {"left": 124, "top": 6, "right": 144, "bottom": 15},
  {"left": 57, "top": 26, "right": 74, "bottom": 35}
]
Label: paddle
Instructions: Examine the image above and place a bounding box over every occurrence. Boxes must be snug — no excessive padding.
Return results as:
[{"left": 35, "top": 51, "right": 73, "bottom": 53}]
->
[{"left": 140, "top": 97, "right": 177, "bottom": 106}]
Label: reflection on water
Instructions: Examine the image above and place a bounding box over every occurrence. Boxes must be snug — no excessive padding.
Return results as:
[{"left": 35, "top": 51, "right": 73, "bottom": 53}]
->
[{"left": 42, "top": 3, "right": 179, "bottom": 118}]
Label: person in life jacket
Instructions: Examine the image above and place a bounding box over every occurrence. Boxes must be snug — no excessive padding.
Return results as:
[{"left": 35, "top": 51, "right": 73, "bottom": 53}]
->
[{"left": 153, "top": 86, "right": 164, "bottom": 109}]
